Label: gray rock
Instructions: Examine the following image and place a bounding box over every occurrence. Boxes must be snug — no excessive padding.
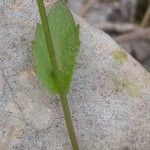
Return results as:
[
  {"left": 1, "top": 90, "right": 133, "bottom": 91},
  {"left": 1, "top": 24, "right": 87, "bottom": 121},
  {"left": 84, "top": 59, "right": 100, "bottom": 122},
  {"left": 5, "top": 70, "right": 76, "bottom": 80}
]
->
[
  {"left": 0, "top": 0, "right": 150, "bottom": 150},
  {"left": 0, "top": 69, "right": 4, "bottom": 97}
]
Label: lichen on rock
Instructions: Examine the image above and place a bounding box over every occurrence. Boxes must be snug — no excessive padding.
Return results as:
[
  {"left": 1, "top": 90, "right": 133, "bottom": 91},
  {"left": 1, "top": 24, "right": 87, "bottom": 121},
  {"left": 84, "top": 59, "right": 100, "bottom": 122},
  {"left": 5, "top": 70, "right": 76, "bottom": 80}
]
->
[{"left": 112, "top": 49, "right": 128, "bottom": 64}]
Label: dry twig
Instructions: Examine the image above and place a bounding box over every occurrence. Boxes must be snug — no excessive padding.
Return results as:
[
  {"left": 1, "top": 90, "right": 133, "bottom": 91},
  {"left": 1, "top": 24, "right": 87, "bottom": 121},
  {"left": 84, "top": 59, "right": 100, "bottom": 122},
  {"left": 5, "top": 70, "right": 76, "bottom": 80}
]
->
[
  {"left": 141, "top": 5, "right": 150, "bottom": 27},
  {"left": 97, "top": 22, "right": 139, "bottom": 33},
  {"left": 115, "top": 28, "right": 150, "bottom": 43},
  {"left": 79, "top": 0, "right": 97, "bottom": 17}
]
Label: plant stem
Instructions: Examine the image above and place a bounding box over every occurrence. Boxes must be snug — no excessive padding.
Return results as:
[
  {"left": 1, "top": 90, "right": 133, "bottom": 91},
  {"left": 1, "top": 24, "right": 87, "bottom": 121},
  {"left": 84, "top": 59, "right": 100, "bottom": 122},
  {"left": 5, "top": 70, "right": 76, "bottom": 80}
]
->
[
  {"left": 36, "top": 0, "right": 79, "bottom": 149},
  {"left": 59, "top": 92, "right": 79, "bottom": 150}
]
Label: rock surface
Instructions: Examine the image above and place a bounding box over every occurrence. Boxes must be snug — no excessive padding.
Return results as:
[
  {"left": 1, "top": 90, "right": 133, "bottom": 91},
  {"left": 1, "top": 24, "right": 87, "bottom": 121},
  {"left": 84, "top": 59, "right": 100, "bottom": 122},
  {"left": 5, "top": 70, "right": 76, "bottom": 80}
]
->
[{"left": 0, "top": 0, "right": 150, "bottom": 150}]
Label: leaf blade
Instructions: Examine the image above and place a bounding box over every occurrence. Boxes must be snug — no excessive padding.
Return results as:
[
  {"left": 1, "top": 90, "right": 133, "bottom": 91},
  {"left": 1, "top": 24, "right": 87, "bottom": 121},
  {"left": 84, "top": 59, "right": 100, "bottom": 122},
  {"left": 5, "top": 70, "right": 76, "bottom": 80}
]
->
[{"left": 32, "top": 1, "right": 80, "bottom": 94}]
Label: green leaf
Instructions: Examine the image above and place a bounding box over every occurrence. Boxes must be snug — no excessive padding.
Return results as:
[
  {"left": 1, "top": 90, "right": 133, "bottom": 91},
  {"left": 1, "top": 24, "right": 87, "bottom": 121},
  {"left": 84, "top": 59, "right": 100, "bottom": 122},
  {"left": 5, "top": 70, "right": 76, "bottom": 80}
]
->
[{"left": 32, "top": 1, "right": 80, "bottom": 94}]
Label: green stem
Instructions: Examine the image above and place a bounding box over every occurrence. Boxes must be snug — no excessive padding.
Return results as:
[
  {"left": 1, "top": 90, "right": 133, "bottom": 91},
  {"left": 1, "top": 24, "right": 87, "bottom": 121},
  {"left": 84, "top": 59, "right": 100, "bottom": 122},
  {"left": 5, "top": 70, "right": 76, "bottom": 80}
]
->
[
  {"left": 59, "top": 92, "right": 79, "bottom": 150},
  {"left": 36, "top": 0, "right": 79, "bottom": 149}
]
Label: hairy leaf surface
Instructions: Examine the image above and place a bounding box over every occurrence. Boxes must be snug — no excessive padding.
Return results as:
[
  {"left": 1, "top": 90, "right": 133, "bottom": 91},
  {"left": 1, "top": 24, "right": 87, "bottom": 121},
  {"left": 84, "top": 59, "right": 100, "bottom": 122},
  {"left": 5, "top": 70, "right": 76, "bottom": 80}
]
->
[{"left": 32, "top": 1, "right": 80, "bottom": 94}]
